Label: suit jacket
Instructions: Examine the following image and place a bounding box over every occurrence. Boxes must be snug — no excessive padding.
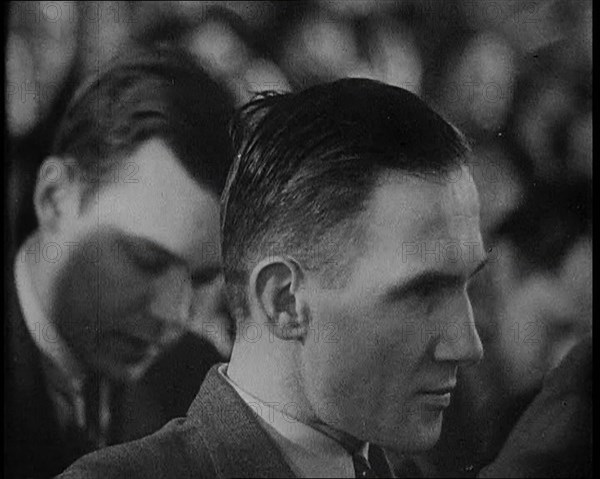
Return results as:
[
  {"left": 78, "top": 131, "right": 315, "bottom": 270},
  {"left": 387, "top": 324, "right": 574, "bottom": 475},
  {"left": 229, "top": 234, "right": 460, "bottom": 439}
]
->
[
  {"left": 4, "top": 263, "right": 223, "bottom": 479},
  {"left": 477, "top": 334, "right": 592, "bottom": 478},
  {"left": 57, "top": 364, "right": 299, "bottom": 478},
  {"left": 57, "top": 337, "right": 593, "bottom": 479}
]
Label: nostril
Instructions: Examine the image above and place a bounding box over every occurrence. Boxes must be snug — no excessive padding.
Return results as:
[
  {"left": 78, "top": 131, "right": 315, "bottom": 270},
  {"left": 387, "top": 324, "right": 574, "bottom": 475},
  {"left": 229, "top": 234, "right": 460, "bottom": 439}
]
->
[
  {"left": 159, "top": 326, "right": 184, "bottom": 347},
  {"left": 469, "top": 329, "right": 485, "bottom": 363},
  {"left": 474, "top": 344, "right": 485, "bottom": 363},
  {"left": 148, "top": 317, "right": 166, "bottom": 341}
]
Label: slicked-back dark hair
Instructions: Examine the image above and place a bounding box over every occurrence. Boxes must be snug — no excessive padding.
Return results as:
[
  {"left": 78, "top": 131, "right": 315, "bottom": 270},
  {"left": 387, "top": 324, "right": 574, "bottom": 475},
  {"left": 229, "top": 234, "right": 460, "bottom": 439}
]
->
[
  {"left": 52, "top": 45, "right": 235, "bottom": 204},
  {"left": 222, "top": 78, "right": 470, "bottom": 320}
]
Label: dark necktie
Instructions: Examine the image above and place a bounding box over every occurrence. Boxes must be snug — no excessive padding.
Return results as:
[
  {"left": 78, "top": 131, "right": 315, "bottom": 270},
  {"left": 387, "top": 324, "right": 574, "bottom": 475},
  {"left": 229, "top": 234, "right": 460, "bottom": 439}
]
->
[
  {"left": 63, "top": 373, "right": 111, "bottom": 451},
  {"left": 60, "top": 375, "right": 108, "bottom": 461},
  {"left": 355, "top": 444, "right": 398, "bottom": 478},
  {"left": 82, "top": 374, "right": 112, "bottom": 449},
  {"left": 84, "top": 374, "right": 101, "bottom": 444},
  {"left": 353, "top": 450, "right": 379, "bottom": 478}
]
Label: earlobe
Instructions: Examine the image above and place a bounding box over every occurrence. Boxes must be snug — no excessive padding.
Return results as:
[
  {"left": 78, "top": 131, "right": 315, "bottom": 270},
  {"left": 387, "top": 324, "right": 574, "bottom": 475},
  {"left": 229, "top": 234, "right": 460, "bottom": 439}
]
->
[
  {"left": 34, "top": 157, "right": 80, "bottom": 233},
  {"left": 251, "top": 257, "right": 309, "bottom": 342}
]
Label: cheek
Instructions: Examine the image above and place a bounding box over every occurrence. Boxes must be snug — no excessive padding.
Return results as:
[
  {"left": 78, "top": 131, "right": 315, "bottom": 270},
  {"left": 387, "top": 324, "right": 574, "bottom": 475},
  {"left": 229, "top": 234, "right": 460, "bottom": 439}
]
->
[
  {"left": 302, "top": 299, "right": 420, "bottom": 430},
  {"left": 189, "top": 282, "right": 221, "bottom": 321},
  {"left": 54, "top": 248, "right": 149, "bottom": 329},
  {"left": 97, "top": 253, "right": 149, "bottom": 316},
  {"left": 300, "top": 301, "right": 369, "bottom": 409}
]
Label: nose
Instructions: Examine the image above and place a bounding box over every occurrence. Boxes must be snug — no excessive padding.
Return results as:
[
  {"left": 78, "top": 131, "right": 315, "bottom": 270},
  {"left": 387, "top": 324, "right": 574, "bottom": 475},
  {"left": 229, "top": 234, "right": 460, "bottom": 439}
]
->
[
  {"left": 149, "top": 265, "right": 193, "bottom": 334},
  {"left": 433, "top": 293, "right": 484, "bottom": 365}
]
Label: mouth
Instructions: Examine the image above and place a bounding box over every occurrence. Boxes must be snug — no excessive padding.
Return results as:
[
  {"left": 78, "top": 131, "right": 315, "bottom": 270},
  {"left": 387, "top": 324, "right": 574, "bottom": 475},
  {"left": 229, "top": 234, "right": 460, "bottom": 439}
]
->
[
  {"left": 106, "top": 331, "right": 158, "bottom": 363},
  {"left": 417, "top": 384, "right": 456, "bottom": 408},
  {"left": 421, "top": 385, "right": 456, "bottom": 395}
]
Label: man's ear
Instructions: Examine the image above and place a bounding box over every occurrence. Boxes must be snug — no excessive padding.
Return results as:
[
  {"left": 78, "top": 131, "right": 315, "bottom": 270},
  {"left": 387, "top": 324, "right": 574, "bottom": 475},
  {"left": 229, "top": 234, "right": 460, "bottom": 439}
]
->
[
  {"left": 250, "top": 256, "right": 309, "bottom": 342},
  {"left": 34, "top": 157, "right": 82, "bottom": 233}
]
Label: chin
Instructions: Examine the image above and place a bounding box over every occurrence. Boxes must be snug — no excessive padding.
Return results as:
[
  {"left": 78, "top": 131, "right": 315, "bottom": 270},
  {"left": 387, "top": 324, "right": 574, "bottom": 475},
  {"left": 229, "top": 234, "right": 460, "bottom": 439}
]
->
[
  {"left": 374, "top": 416, "right": 443, "bottom": 454},
  {"left": 382, "top": 431, "right": 441, "bottom": 454},
  {"left": 98, "top": 356, "right": 156, "bottom": 384},
  {"left": 121, "top": 363, "right": 151, "bottom": 382}
]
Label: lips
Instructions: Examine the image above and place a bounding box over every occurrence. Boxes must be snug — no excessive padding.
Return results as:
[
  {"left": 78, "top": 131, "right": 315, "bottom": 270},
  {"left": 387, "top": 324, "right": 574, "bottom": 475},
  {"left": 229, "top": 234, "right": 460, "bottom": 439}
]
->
[
  {"left": 106, "top": 331, "right": 156, "bottom": 363},
  {"left": 417, "top": 383, "right": 456, "bottom": 409},
  {"left": 124, "top": 333, "right": 152, "bottom": 348},
  {"left": 421, "top": 385, "right": 456, "bottom": 395}
]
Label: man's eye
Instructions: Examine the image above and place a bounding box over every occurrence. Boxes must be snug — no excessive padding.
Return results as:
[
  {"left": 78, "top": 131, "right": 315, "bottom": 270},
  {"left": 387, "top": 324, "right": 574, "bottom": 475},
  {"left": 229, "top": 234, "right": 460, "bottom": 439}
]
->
[
  {"left": 132, "top": 252, "right": 170, "bottom": 273},
  {"left": 116, "top": 238, "right": 172, "bottom": 274},
  {"left": 413, "top": 280, "right": 439, "bottom": 299},
  {"left": 191, "top": 276, "right": 210, "bottom": 289},
  {"left": 120, "top": 242, "right": 169, "bottom": 274},
  {"left": 191, "top": 270, "right": 221, "bottom": 288}
]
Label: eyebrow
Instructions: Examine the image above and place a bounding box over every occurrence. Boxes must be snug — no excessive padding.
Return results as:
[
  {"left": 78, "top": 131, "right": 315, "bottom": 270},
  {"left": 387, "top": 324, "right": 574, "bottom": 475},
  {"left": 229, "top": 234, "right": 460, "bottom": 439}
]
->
[
  {"left": 190, "top": 265, "right": 223, "bottom": 285},
  {"left": 119, "top": 234, "right": 223, "bottom": 283},
  {"left": 385, "top": 257, "right": 489, "bottom": 300},
  {"left": 120, "top": 234, "right": 175, "bottom": 261},
  {"left": 469, "top": 257, "right": 489, "bottom": 279}
]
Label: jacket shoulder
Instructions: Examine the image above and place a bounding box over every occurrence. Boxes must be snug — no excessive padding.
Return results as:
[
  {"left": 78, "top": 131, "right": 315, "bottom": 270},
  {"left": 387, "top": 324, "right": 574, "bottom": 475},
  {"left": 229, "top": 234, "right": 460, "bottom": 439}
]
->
[{"left": 56, "top": 417, "right": 216, "bottom": 479}]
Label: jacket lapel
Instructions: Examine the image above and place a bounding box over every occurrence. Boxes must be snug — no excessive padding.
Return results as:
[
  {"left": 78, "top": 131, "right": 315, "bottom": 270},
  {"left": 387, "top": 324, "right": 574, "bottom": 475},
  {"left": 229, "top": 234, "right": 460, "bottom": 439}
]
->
[
  {"left": 187, "top": 365, "right": 297, "bottom": 478},
  {"left": 6, "top": 262, "right": 70, "bottom": 475}
]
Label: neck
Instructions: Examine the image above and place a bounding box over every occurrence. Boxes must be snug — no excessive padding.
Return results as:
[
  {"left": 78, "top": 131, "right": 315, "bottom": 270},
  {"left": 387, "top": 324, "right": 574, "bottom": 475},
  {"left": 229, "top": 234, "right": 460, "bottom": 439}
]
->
[
  {"left": 227, "top": 324, "right": 316, "bottom": 424},
  {"left": 228, "top": 336, "right": 365, "bottom": 454},
  {"left": 227, "top": 322, "right": 369, "bottom": 456}
]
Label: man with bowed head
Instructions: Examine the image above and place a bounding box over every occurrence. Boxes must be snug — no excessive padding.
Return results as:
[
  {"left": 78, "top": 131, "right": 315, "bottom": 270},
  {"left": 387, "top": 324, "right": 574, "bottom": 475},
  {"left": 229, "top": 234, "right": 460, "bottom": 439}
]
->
[
  {"left": 6, "top": 47, "right": 235, "bottom": 478},
  {"left": 58, "top": 79, "right": 590, "bottom": 478}
]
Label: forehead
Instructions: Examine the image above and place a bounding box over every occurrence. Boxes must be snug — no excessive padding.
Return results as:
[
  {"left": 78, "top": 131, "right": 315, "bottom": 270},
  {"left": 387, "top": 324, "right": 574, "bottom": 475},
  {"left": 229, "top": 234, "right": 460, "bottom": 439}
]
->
[
  {"left": 81, "top": 139, "right": 220, "bottom": 266},
  {"left": 359, "top": 167, "right": 483, "bottom": 275}
]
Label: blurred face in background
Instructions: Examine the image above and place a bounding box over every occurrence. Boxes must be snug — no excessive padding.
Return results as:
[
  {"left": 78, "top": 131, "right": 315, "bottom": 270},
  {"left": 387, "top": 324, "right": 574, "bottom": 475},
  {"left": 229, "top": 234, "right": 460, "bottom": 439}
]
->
[
  {"left": 301, "top": 167, "right": 485, "bottom": 452},
  {"left": 37, "top": 138, "right": 229, "bottom": 382},
  {"left": 493, "top": 236, "right": 592, "bottom": 395}
]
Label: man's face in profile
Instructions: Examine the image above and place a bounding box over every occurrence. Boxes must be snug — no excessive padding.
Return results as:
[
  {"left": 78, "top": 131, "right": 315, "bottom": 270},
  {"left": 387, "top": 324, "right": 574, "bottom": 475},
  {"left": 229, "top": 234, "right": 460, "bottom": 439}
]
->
[
  {"left": 47, "top": 138, "right": 228, "bottom": 382},
  {"left": 301, "top": 166, "right": 485, "bottom": 452}
]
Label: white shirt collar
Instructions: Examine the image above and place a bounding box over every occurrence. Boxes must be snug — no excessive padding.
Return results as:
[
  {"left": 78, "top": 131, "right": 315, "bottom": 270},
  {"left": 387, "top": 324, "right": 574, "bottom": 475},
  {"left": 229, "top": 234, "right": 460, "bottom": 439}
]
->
[
  {"left": 15, "top": 236, "right": 86, "bottom": 396},
  {"left": 218, "top": 363, "right": 367, "bottom": 478}
]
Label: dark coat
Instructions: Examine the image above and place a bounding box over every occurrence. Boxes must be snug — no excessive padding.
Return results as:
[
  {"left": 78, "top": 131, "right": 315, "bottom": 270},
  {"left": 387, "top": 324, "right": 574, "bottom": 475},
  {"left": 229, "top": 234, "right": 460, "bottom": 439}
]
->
[
  {"left": 57, "top": 364, "right": 298, "bottom": 478},
  {"left": 5, "top": 265, "right": 223, "bottom": 479}
]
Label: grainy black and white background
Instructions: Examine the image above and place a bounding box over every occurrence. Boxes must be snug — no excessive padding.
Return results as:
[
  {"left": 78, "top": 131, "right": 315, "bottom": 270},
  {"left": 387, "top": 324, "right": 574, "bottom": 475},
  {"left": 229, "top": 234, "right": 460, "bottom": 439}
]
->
[{"left": 5, "top": 1, "right": 592, "bottom": 477}]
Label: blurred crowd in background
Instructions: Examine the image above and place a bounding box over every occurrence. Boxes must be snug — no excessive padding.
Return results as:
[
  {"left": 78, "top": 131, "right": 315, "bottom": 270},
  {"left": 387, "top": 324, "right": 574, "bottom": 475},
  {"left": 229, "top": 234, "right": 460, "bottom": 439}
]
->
[{"left": 5, "top": 0, "right": 592, "bottom": 477}]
